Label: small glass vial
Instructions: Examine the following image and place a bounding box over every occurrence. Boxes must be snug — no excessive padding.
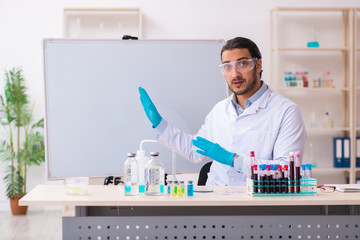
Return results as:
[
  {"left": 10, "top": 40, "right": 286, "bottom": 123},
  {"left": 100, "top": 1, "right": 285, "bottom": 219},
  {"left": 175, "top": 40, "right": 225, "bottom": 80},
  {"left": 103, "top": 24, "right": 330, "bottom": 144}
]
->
[
  {"left": 124, "top": 153, "right": 139, "bottom": 196},
  {"left": 179, "top": 181, "right": 185, "bottom": 196},
  {"left": 187, "top": 181, "right": 193, "bottom": 197},
  {"left": 145, "top": 152, "right": 165, "bottom": 196},
  {"left": 167, "top": 180, "right": 173, "bottom": 196},
  {"left": 172, "top": 180, "right": 179, "bottom": 197}
]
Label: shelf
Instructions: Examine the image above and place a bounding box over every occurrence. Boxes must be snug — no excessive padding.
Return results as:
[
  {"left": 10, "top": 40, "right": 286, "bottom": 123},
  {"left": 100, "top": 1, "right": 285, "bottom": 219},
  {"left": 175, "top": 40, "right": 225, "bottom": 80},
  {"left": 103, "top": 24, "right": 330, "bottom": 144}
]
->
[
  {"left": 312, "top": 167, "right": 350, "bottom": 172},
  {"left": 277, "top": 87, "right": 349, "bottom": 93},
  {"left": 271, "top": 47, "right": 348, "bottom": 52},
  {"left": 306, "top": 127, "right": 351, "bottom": 133},
  {"left": 63, "top": 8, "right": 142, "bottom": 39},
  {"left": 274, "top": 7, "right": 351, "bottom": 12}
]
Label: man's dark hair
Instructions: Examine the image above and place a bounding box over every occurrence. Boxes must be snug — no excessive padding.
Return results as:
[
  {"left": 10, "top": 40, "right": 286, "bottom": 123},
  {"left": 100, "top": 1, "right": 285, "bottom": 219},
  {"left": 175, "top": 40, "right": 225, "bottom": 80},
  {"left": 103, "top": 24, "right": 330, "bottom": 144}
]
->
[
  {"left": 221, "top": 37, "right": 262, "bottom": 59},
  {"left": 221, "top": 37, "right": 263, "bottom": 78}
]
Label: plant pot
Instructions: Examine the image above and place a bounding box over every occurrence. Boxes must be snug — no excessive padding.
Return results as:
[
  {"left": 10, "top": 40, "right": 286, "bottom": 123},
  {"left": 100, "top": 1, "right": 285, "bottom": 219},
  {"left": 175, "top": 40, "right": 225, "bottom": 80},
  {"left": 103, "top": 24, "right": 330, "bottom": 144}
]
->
[{"left": 9, "top": 195, "right": 28, "bottom": 215}]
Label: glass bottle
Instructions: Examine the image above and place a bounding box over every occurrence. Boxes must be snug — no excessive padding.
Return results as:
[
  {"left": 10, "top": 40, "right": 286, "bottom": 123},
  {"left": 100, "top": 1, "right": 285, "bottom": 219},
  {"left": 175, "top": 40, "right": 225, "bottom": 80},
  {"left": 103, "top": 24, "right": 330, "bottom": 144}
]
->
[
  {"left": 145, "top": 152, "right": 165, "bottom": 196},
  {"left": 187, "top": 181, "right": 193, "bottom": 197},
  {"left": 167, "top": 180, "right": 173, "bottom": 196},
  {"left": 124, "top": 153, "right": 139, "bottom": 196},
  {"left": 179, "top": 181, "right": 185, "bottom": 196}
]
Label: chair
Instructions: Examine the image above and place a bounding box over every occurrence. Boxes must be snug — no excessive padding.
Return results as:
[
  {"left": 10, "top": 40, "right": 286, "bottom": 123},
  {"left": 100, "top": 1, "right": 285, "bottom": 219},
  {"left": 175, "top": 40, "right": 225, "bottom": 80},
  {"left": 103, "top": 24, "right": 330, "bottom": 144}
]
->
[{"left": 197, "top": 161, "right": 212, "bottom": 186}]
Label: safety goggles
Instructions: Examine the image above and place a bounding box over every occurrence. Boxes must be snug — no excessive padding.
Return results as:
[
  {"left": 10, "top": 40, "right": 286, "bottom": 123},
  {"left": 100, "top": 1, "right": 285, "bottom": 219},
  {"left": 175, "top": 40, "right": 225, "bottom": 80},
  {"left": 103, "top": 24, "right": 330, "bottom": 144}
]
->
[
  {"left": 317, "top": 185, "right": 336, "bottom": 193},
  {"left": 219, "top": 58, "right": 258, "bottom": 76}
]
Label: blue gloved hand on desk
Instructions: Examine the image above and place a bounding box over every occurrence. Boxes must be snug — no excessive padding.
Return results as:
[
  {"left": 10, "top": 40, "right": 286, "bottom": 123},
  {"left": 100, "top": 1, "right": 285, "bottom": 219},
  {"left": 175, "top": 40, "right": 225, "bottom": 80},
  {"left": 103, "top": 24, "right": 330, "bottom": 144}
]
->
[
  {"left": 192, "top": 136, "right": 236, "bottom": 167},
  {"left": 139, "top": 87, "right": 162, "bottom": 128}
]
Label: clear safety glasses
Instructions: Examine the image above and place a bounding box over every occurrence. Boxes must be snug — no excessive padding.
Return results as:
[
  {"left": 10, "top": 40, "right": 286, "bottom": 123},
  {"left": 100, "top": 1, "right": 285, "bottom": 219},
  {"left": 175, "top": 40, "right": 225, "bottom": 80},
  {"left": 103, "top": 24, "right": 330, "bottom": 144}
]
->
[
  {"left": 219, "top": 58, "right": 258, "bottom": 76},
  {"left": 317, "top": 185, "right": 336, "bottom": 193}
]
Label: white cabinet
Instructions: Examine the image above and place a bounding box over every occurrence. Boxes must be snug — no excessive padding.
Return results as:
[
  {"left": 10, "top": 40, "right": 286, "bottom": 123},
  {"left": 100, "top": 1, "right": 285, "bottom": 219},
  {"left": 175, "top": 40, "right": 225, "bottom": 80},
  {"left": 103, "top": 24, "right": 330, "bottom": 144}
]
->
[
  {"left": 63, "top": 8, "right": 142, "bottom": 39},
  {"left": 270, "top": 8, "right": 357, "bottom": 183}
]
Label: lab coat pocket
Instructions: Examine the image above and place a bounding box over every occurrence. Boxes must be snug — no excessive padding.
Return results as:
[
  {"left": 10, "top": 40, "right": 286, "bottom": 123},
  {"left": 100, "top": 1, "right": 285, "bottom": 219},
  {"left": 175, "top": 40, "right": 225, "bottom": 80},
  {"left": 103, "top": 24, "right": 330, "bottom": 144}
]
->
[{"left": 247, "top": 130, "right": 272, "bottom": 158}]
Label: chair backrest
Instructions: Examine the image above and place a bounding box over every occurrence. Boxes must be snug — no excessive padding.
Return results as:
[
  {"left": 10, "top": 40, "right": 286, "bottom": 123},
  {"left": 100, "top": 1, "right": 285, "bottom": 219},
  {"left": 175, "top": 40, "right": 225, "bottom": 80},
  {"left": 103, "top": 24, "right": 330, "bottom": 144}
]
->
[{"left": 197, "top": 161, "right": 212, "bottom": 186}]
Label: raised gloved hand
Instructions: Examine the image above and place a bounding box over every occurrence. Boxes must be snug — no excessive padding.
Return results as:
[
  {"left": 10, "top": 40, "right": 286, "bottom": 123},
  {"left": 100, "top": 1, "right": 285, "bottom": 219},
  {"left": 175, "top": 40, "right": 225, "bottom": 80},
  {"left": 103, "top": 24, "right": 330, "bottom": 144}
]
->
[
  {"left": 192, "top": 136, "right": 236, "bottom": 167},
  {"left": 139, "top": 87, "right": 162, "bottom": 128}
]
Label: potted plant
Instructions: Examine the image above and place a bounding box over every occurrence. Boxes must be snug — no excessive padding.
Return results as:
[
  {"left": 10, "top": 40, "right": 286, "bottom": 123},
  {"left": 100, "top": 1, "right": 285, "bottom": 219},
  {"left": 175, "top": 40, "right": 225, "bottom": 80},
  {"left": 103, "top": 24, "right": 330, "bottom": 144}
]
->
[{"left": 0, "top": 67, "right": 45, "bottom": 215}]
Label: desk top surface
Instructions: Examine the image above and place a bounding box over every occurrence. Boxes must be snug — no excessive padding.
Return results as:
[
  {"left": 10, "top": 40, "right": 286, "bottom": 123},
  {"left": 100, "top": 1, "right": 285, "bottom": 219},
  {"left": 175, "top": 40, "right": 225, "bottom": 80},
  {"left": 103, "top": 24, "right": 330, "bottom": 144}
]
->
[{"left": 19, "top": 185, "right": 360, "bottom": 207}]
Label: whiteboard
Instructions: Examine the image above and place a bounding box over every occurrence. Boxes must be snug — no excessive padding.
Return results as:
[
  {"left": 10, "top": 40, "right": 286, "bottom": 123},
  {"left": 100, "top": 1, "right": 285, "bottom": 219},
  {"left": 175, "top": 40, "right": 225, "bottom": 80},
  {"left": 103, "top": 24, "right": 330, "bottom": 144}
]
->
[{"left": 44, "top": 39, "right": 226, "bottom": 179}]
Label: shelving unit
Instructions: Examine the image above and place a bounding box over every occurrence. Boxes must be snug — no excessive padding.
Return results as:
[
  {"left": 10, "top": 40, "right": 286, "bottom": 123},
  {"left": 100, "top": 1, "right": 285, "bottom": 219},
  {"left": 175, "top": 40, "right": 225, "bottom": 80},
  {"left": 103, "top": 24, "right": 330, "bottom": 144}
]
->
[
  {"left": 63, "top": 8, "right": 142, "bottom": 39},
  {"left": 270, "top": 8, "right": 357, "bottom": 183},
  {"left": 354, "top": 9, "right": 360, "bottom": 182}
]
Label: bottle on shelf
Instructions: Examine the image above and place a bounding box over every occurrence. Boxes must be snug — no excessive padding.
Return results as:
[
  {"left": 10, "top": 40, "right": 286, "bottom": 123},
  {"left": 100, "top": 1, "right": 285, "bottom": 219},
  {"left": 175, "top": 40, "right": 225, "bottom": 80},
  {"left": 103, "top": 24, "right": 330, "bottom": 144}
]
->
[
  {"left": 322, "top": 111, "right": 334, "bottom": 128},
  {"left": 310, "top": 110, "right": 317, "bottom": 128},
  {"left": 308, "top": 142, "right": 317, "bottom": 168},
  {"left": 302, "top": 71, "right": 309, "bottom": 88},
  {"left": 145, "top": 152, "right": 165, "bottom": 196},
  {"left": 124, "top": 153, "right": 139, "bottom": 196},
  {"left": 307, "top": 26, "right": 319, "bottom": 48}
]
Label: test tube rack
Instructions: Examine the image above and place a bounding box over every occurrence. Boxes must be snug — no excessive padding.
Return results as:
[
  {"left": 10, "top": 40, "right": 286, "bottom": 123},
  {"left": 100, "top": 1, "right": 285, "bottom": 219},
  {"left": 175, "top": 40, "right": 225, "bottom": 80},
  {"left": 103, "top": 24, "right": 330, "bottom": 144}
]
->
[
  {"left": 312, "top": 79, "right": 334, "bottom": 88},
  {"left": 246, "top": 178, "right": 317, "bottom": 196}
]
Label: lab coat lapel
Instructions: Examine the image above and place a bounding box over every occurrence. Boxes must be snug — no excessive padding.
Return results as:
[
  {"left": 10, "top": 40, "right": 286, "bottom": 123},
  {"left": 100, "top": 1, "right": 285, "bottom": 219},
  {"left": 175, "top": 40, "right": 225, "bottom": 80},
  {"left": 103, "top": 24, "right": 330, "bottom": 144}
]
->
[{"left": 239, "top": 89, "right": 271, "bottom": 117}]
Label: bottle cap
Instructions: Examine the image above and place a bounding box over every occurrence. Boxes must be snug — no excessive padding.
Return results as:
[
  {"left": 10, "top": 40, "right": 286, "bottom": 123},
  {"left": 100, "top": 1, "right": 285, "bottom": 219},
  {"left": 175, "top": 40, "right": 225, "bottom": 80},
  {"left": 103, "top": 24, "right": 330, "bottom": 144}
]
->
[
  {"left": 127, "top": 153, "right": 136, "bottom": 157},
  {"left": 284, "top": 165, "right": 289, "bottom": 170},
  {"left": 254, "top": 164, "right": 258, "bottom": 170},
  {"left": 306, "top": 164, "right": 312, "bottom": 170},
  {"left": 295, "top": 151, "right": 300, "bottom": 158},
  {"left": 277, "top": 165, "right": 282, "bottom": 170},
  {"left": 250, "top": 151, "right": 255, "bottom": 157},
  {"left": 150, "top": 152, "right": 159, "bottom": 156},
  {"left": 188, "top": 181, "right": 193, "bottom": 184}
]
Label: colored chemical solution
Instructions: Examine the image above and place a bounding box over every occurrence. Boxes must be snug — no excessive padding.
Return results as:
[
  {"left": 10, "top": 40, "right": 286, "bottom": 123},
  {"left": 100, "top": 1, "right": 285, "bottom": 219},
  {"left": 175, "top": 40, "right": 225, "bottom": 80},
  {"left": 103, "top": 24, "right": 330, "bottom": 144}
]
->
[
  {"left": 172, "top": 180, "right": 179, "bottom": 196},
  {"left": 187, "top": 181, "right": 193, "bottom": 196}
]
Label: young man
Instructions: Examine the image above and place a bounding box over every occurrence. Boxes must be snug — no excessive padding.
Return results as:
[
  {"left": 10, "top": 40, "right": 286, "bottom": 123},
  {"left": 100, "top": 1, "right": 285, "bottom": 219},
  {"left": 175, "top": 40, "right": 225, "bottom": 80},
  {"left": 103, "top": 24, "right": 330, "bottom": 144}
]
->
[{"left": 139, "top": 37, "right": 306, "bottom": 186}]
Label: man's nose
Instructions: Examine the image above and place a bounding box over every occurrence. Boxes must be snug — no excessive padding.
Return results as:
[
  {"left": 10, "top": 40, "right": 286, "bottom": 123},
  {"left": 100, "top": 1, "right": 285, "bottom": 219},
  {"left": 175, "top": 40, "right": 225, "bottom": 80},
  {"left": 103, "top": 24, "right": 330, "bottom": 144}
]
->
[{"left": 231, "top": 67, "right": 242, "bottom": 78}]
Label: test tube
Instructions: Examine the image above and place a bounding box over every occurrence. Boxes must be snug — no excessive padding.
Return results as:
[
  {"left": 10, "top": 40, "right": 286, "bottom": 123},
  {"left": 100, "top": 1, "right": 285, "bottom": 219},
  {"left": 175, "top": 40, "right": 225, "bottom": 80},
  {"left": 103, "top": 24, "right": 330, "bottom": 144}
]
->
[
  {"left": 305, "top": 164, "right": 312, "bottom": 178},
  {"left": 277, "top": 165, "right": 283, "bottom": 193},
  {"left": 270, "top": 165, "right": 276, "bottom": 193},
  {"left": 250, "top": 151, "right": 255, "bottom": 180},
  {"left": 289, "top": 152, "right": 295, "bottom": 193},
  {"left": 253, "top": 164, "right": 258, "bottom": 193},
  {"left": 295, "top": 162, "right": 301, "bottom": 193},
  {"left": 295, "top": 152, "right": 301, "bottom": 193},
  {"left": 283, "top": 165, "right": 289, "bottom": 193},
  {"left": 266, "top": 165, "right": 271, "bottom": 193},
  {"left": 259, "top": 165, "right": 266, "bottom": 193}
]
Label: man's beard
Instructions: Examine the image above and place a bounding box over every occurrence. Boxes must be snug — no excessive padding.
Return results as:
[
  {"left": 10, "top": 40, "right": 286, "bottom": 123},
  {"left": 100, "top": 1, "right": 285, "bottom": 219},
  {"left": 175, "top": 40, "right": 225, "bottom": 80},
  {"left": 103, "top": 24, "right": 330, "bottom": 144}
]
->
[{"left": 230, "top": 67, "right": 258, "bottom": 96}]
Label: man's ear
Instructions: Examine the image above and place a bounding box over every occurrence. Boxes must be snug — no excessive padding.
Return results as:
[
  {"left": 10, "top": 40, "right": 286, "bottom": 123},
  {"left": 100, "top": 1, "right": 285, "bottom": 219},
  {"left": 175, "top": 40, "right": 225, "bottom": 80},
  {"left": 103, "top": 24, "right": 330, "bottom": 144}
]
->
[{"left": 256, "top": 59, "right": 262, "bottom": 74}]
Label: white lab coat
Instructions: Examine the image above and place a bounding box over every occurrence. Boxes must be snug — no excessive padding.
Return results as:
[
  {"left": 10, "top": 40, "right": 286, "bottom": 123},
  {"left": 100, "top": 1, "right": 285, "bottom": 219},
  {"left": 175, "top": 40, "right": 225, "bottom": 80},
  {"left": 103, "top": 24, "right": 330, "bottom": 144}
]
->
[{"left": 156, "top": 88, "right": 306, "bottom": 186}]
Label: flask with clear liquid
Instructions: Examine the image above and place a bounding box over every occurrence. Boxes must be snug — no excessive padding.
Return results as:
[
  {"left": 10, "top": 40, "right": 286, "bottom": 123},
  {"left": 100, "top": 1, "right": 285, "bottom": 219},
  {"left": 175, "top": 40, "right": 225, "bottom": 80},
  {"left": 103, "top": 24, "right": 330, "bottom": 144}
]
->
[
  {"left": 124, "top": 153, "right": 139, "bottom": 196},
  {"left": 145, "top": 152, "right": 165, "bottom": 196}
]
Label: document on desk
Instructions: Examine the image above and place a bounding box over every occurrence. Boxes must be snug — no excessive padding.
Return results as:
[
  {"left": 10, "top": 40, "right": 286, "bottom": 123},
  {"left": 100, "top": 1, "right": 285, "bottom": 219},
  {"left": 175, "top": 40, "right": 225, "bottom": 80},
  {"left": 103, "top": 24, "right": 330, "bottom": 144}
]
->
[{"left": 324, "top": 184, "right": 360, "bottom": 192}]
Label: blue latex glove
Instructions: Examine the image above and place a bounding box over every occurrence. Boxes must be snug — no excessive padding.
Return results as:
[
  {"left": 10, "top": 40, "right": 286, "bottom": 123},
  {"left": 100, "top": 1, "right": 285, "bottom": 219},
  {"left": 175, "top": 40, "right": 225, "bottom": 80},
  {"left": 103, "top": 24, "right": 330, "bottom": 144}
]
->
[
  {"left": 192, "top": 136, "right": 236, "bottom": 167},
  {"left": 139, "top": 87, "right": 162, "bottom": 128}
]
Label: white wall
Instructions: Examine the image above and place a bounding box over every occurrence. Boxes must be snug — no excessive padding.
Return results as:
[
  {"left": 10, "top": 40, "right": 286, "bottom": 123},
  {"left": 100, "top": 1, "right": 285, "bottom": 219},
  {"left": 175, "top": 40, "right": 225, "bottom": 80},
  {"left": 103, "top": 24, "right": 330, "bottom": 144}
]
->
[{"left": 0, "top": 0, "right": 359, "bottom": 211}]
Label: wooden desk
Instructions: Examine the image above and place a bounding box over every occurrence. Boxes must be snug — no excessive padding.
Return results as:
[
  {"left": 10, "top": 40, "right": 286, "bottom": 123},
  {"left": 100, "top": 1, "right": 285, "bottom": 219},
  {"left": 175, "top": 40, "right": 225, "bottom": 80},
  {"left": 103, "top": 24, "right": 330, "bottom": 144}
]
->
[{"left": 20, "top": 185, "right": 360, "bottom": 240}]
